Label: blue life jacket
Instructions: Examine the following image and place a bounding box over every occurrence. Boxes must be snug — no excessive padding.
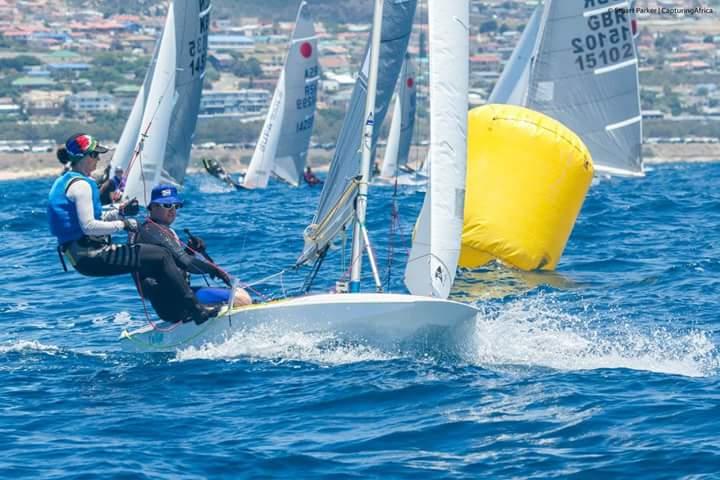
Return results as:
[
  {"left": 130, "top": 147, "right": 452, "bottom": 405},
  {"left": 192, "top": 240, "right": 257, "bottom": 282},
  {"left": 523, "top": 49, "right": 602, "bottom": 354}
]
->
[{"left": 48, "top": 171, "right": 102, "bottom": 245}]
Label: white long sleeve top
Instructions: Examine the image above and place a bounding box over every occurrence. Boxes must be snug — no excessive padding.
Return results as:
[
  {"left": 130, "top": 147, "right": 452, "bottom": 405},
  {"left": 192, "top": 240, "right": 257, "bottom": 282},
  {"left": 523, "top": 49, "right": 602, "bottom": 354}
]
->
[{"left": 66, "top": 179, "right": 125, "bottom": 236}]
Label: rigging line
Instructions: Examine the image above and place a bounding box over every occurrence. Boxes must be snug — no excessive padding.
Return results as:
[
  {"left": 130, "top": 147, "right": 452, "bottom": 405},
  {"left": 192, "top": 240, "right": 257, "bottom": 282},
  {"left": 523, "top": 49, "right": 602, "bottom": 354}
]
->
[{"left": 302, "top": 246, "right": 328, "bottom": 294}]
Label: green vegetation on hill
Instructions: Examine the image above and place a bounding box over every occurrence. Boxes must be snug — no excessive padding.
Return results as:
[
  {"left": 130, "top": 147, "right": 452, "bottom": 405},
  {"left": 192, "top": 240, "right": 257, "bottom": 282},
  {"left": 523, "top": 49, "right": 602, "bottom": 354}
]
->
[
  {"left": 0, "top": 114, "right": 126, "bottom": 144},
  {"left": 68, "top": 0, "right": 374, "bottom": 22}
]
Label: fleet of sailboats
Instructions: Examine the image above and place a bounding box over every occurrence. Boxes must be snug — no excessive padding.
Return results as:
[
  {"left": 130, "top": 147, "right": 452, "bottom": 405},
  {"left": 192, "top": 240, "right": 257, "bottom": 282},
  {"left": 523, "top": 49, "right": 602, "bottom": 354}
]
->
[
  {"left": 117, "top": 0, "right": 650, "bottom": 351},
  {"left": 121, "top": 0, "right": 479, "bottom": 352}
]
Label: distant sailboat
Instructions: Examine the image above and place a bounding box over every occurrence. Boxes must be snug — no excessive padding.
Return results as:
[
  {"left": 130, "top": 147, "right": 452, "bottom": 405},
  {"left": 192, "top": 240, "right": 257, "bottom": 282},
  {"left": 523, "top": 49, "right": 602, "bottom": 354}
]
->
[
  {"left": 243, "top": 1, "right": 319, "bottom": 189},
  {"left": 299, "top": 0, "right": 417, "bottom": 265},
  {"left": 113, "top": 0, "right": 211, "bottom": 206},
  {"left": 374, "top": 53, "right": 426, "bottom": 186},
  {"left": 492, "top": 0, "right": 643, "bottom": 176},
  {"left": 121, "top": 0, "right": 479, "bottom": 353}
]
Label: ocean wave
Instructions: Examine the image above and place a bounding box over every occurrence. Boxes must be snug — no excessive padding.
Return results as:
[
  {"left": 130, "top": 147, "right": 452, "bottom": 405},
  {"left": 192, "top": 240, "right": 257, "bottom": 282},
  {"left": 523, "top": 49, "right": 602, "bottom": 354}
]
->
[
  {"left": 466, "top": 295, "right": 718, "bottom": 378},
  {"left": 174, "top": 323, "right": 394, "bottom": 365}
]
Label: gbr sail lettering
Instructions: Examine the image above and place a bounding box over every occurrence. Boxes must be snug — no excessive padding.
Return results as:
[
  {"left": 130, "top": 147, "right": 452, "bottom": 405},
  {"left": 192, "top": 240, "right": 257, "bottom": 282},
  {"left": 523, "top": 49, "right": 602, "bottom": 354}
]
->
[
  {"left": 572, "top": 6, "right": 634, "bottom": 71},
  {"left": 188, "top": 0, "right": 210, "bottom": 76}
]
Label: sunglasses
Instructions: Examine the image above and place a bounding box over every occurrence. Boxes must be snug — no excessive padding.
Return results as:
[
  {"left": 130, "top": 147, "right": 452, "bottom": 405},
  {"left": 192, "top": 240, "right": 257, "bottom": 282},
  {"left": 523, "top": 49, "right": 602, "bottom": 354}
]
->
[
  {"left": 88, "top": 151, "right": 100, "bottom": 159},
  {"left": 157, "top": 203, "right": 182, "bottom": 210}
]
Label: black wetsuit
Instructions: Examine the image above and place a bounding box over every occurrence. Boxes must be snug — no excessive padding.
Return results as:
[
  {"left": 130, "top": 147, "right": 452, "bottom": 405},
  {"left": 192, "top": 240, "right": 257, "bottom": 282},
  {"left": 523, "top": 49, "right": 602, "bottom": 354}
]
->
[
  {"left": 65, "top": 237, "right": 210, "bottom": 323},
  {"left": 204, "top": 159, "right": 242, "bottom": 189},
  {"left": 134, "top": 221, "right": 226, "bottom": 321}
]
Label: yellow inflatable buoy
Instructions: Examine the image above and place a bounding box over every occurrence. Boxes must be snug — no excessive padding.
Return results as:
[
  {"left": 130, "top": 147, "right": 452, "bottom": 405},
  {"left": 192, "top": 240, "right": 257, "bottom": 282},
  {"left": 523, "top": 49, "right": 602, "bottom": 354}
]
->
[{"left": 460, "top": 104, "right": 594, "bottom": 271}]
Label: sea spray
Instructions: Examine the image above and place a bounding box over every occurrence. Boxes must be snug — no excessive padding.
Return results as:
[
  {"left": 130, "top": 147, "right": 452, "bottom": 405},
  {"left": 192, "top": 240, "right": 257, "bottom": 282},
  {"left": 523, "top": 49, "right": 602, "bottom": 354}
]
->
[{"left": 465, "top": 293, "right": 718, "bottom": 377}]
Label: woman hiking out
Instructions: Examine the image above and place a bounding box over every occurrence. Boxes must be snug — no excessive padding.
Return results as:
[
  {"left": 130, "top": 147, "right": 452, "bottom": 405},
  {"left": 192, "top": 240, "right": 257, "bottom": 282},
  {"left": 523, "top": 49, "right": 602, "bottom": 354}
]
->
[{"left": 47, "top": 133, "right": 219, "bottom": 324}]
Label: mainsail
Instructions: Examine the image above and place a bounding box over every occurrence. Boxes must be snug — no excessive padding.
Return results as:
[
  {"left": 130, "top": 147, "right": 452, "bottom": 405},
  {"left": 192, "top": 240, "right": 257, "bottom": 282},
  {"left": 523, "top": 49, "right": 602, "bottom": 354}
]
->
[
  {"left": 119, "top": 0, "right": 210, "bottom": 205},
  {"left": 380, "top": 54, "right": 417, "bottom": 178},
  {"left": 497, "top": 0, "right": 642, "bottom": 176},
  {"left": 298, "top": 0, "right": 417, "bottom": 265},
  {"left": 404, "top": 0, "right": 469, "bottom": 298},
  {"left": 244, "top": 1, "right": 318, "bottom": 188}
]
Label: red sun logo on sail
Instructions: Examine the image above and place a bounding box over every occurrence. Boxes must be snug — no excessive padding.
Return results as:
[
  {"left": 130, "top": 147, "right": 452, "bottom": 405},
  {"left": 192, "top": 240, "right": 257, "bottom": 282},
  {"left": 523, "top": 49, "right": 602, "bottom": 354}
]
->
[
  {"left": 406, "top": 77, "right": 414, "bottom": 88},
  {"left": 300, "top": 42, "right": 313, "bottom": 58}
]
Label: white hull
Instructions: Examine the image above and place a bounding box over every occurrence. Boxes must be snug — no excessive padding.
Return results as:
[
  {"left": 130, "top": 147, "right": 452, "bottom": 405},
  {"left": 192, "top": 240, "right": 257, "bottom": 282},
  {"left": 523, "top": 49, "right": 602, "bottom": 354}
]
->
[{"left": 120, "top": 293, "right": 478, "bottom": 353}]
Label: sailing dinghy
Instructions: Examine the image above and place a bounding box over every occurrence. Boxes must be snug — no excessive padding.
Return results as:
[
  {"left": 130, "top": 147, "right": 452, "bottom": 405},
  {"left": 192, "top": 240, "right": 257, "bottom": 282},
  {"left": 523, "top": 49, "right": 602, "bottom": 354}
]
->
[
  {"left": 120, "top": 0, "right": 478, "bottom": 353},
  {"left": 112, "top": 0, "right": 211, "bottom": 206},
  {"left": 242, "top": 1, "right": 319, "bottom": 189},
  {"left": 492, "top": 0, "right": 643, "bottom": 177}
]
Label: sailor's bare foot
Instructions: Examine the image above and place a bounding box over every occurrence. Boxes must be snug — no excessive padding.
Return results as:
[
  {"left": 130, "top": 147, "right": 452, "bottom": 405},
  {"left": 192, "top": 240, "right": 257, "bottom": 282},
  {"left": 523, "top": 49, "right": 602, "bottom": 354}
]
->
[{"left": 232, "top": 287, "right": 253, "bottom": 307}]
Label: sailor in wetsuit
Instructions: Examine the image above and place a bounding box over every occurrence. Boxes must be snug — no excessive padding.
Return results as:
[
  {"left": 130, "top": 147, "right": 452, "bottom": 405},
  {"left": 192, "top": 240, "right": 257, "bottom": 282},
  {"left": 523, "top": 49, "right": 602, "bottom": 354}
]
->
[
  {"left": 134, "top": 185, "right": 252, "bottom": 319},
  {"left": 202, "top": 158, "right": 242, "bottom": 189},
  {"left": 48, "top": 134, "right": 218, "bottom": 324}
]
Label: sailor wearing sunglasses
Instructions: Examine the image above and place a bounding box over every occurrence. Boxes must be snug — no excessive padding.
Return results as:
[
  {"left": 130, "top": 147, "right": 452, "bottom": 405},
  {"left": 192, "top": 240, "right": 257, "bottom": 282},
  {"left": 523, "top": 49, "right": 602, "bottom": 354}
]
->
[
  {"left": 49, "top": 135, "right": 218, "bottom": 324},
  {"left": 133, "top": 185, "right": 251, "bottom": 322}
]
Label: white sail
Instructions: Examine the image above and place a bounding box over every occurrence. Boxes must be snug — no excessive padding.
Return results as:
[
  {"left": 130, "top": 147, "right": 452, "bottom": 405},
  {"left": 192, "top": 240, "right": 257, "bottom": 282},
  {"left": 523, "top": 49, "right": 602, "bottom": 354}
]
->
[
  {"left": 380, "top": 54, "right": 417, "bottom": 178},
  {"left": 112, "top": 84, "right": 147, "bottom": 173},
  {"left": 111, "top": 39, "right": 158, "bottom": 173},
  {"left": 122, "top": 2, "right": 177, "bottom": 206},
  {"left": 245, "top": 1, "right": 318, "bottom": 188},
  {"left": 121, "top": 0, "right": 210, "bottom": 205},
  {"left": 244, "top": 73, "right": 285, "bottom": 189},
  {"left": 380, "top": 94, "right": 402, "bottom": 178},
  {"left": 497, "top": 0, "right": 642, "bottom": 176},
  {"left": 404, "top": 0, "right": 469, "bottom": 299}
]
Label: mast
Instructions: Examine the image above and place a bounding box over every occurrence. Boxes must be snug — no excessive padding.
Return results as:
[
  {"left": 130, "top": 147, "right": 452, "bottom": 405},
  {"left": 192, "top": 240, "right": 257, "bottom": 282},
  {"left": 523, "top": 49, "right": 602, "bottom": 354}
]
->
[{"left": 349, "top": 0, "right": 384, "bottom": 293}]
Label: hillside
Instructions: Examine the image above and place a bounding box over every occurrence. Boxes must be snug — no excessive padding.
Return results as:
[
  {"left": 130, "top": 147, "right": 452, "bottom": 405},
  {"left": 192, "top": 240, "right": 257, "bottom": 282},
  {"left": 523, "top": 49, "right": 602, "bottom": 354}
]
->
[{"left": 68, "top": 0, "right": 374, "bottom": 23}]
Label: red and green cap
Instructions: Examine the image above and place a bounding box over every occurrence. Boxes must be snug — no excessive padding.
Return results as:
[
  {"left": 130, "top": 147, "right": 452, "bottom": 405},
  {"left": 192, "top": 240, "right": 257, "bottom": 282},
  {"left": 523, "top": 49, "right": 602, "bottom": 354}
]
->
[{"left": 65, "top": 134, "right": 109, "bottom": 160}]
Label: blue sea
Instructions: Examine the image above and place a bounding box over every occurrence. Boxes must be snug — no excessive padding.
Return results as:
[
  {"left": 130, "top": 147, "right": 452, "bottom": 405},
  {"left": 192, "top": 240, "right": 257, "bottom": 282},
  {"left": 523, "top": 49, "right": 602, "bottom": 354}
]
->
[{"left": 1, "top": 162, "right": 719, "bottom": 478}]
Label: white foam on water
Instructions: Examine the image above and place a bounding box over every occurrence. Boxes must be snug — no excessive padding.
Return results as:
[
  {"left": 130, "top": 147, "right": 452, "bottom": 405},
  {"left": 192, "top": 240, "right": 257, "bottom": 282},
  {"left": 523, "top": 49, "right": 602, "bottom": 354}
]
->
[
  {"left": 174, "top": 323, "right": 394, "bottom": 365},
  {"left": 111, "top": 311, "right": 138, "bottom": 326},
  {"left": 0, "top": 339, "right": 60, "bottom": 355},
  {"left": 197, "top": 177, "right": 235, "bottom": 194},
  {"left": 1, "top": 302, "right": 29, "bottom": 313},
  {"left": 466, "top": 295, "right": 719, "bottom": 378}
]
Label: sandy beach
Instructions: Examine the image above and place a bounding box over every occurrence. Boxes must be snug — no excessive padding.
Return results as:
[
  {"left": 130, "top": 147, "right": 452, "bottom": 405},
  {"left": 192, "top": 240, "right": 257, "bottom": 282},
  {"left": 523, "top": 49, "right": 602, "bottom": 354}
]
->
[{"left": 0, "top": 144, "right": 717, "bottom": 181}]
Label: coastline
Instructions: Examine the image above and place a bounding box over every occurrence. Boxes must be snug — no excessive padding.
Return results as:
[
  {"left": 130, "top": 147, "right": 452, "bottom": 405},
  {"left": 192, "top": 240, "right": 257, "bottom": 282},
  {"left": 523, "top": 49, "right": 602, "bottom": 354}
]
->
[{"left": 1, "top": 144, "right": 718, "bottom": 181}]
